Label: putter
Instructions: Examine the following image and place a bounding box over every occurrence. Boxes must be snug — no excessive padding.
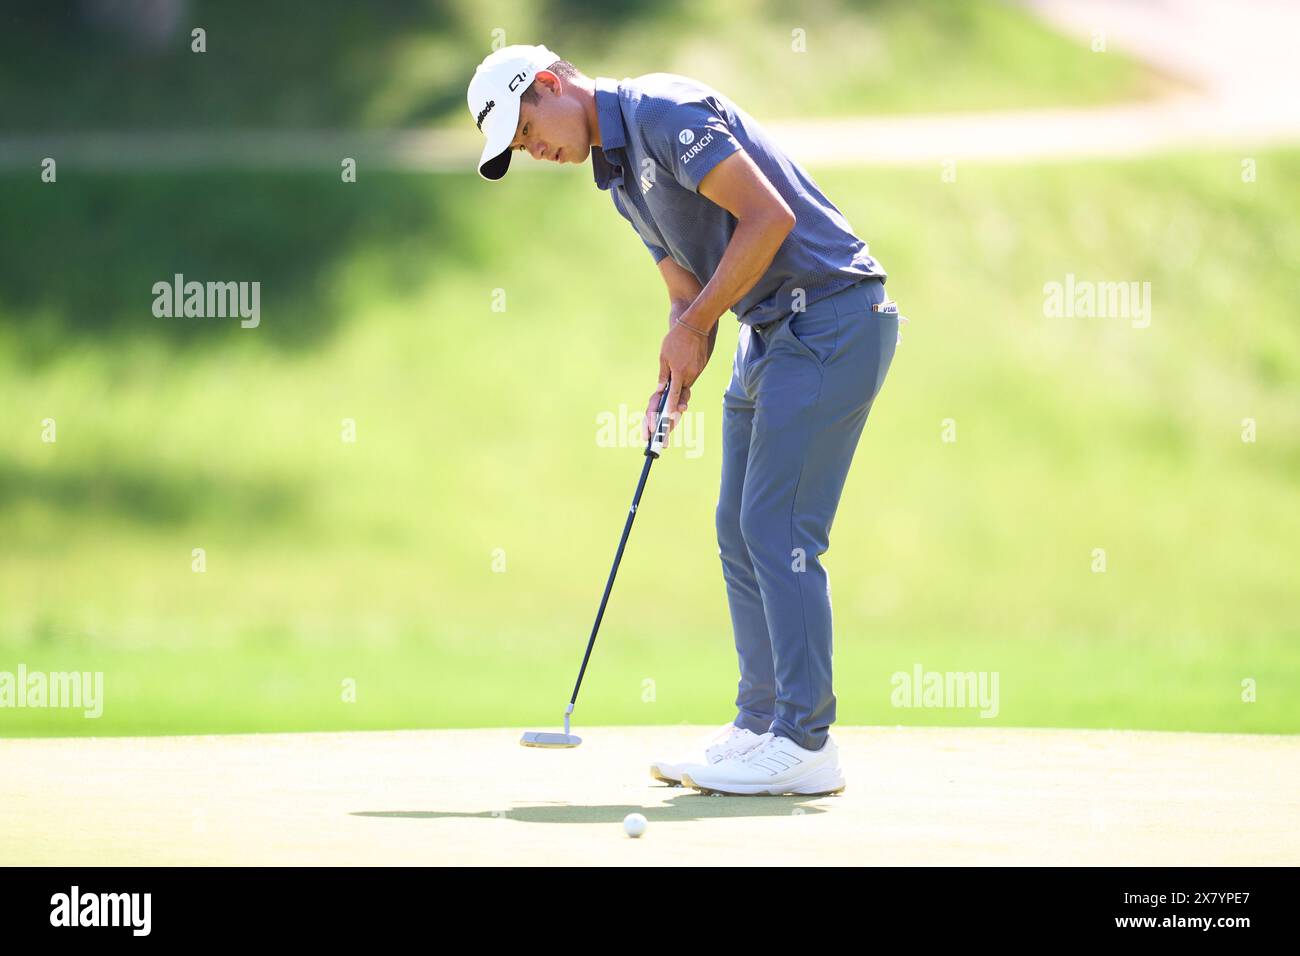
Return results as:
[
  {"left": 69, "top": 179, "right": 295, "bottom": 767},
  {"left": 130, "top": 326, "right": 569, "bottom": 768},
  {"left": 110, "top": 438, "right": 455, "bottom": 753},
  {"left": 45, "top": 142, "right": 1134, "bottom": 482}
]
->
[{"left": 521, "top": 379, "right": 675, "bottom": 748}]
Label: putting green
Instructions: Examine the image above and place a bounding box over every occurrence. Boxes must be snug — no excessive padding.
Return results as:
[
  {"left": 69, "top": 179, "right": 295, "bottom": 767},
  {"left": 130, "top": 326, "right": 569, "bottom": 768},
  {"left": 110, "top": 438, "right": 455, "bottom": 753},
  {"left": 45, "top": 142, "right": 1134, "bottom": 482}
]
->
[{"left": 1, "top": 725, "right": 1295, "bottom": 865}]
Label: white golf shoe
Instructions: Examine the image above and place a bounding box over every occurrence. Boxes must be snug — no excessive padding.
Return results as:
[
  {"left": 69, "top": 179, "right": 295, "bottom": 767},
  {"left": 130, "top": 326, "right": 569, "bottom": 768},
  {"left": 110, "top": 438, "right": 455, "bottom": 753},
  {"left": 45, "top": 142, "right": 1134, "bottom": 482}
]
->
[
  {"left": 650, "top": 722, "right": 766, "bottom": 786},
  {"left": 680, "top": 731, "right": 846, "bottom": 796}
]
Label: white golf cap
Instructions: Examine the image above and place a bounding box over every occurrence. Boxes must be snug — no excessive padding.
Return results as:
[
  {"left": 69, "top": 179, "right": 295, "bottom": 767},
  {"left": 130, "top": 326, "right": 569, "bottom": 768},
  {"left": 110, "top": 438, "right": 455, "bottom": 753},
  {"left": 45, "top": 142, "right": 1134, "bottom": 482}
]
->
[{"left": 467, "top": 44, "right": 561, "bottom": 180}]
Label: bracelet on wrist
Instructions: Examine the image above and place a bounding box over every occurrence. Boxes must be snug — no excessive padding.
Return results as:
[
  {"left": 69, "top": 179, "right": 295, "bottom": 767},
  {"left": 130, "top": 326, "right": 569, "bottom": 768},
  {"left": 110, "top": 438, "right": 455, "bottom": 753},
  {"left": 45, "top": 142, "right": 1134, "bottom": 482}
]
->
[{"left": 674, "top": 317, "right": 711, "bottom": 339}]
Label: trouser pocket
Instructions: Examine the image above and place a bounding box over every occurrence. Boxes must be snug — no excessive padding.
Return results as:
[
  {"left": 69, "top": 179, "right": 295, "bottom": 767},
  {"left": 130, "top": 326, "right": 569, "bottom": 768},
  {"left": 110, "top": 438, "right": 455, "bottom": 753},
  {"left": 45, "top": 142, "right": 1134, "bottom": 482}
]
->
[
  {"left": 872, "top": 297, "right": 907, "bottom": 344},
  {"left": 779, "top": 301, "right": 839, "bottom": 369}
]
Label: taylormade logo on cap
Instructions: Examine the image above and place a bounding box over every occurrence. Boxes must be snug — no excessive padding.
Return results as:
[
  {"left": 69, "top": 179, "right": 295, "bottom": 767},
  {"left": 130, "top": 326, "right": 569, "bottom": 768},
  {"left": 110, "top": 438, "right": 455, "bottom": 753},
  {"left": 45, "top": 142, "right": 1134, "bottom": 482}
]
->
[{"left": 467, "top": 43, "right": 560, "bottom": 181}]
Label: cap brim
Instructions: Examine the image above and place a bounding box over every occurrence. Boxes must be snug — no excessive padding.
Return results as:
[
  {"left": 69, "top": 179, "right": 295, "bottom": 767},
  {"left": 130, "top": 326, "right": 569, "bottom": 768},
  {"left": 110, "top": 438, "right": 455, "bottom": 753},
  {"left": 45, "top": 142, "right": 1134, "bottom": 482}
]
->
[
  {"left": 479, "top": 148, "right": 512, "bottom": 181},
  {"left": 477, "top": 97, "right": 520, "bottom": 181}
]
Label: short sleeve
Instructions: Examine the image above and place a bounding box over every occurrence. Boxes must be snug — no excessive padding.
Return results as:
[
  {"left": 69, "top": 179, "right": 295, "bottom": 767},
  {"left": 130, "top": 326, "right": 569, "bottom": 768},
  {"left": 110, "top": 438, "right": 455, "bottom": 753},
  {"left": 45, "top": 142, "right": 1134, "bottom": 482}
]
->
[
  {"left": 650, "top": 99, "right": 743, "bottom": 193},
  {"left": 640, "top": 237, "right": 670, "bottom": 264}
]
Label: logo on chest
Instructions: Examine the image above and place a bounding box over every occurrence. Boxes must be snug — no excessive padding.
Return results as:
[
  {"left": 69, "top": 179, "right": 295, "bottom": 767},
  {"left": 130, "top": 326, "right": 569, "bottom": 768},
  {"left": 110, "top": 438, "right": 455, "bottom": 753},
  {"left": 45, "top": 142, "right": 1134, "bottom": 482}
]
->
[{"left": 639, "top": 156, "right": 656, "bottom": 193}]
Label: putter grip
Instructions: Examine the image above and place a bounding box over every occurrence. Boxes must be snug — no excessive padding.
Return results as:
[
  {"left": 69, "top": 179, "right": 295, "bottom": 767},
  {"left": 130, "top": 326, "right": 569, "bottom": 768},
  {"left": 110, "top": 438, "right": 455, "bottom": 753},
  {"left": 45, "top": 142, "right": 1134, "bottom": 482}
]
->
[{"left": 647, "top": 381, "right": 672, "bottom": 457}]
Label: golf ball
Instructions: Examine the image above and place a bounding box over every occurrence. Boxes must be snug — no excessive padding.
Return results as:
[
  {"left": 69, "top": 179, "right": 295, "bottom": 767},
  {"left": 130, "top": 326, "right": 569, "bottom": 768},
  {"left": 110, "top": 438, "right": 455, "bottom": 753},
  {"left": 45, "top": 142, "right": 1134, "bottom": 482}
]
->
[{"left": 623, "top": 812, "right": 647, "bottom": 838}]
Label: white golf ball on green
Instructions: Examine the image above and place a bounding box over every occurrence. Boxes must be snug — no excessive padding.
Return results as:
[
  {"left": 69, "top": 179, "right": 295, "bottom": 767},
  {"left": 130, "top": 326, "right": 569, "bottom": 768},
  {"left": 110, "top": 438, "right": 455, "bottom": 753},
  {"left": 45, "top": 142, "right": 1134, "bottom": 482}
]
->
[{"left": 623, "top": 812, "right": 647, "bottom": 838}]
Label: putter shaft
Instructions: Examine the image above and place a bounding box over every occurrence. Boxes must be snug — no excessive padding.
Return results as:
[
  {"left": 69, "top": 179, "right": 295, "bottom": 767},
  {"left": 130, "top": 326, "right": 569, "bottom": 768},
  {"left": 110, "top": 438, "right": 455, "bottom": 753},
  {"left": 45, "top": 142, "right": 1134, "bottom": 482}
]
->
[{"left": 567, "top": 380, "right": 673, "bottom": 711}]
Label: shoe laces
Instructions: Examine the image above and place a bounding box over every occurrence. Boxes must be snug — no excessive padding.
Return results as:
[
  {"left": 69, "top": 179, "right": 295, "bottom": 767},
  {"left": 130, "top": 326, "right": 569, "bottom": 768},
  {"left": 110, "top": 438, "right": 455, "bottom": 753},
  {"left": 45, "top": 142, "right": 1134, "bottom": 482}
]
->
[
  {"left": 736, "top": 732, "right": 778, "bottom": 763},
  {"left": 705, "top": 722, "right": 739, "bottom": 744},
  {"left": 705, "top": 725, "right": 758, "bottom": 762}
]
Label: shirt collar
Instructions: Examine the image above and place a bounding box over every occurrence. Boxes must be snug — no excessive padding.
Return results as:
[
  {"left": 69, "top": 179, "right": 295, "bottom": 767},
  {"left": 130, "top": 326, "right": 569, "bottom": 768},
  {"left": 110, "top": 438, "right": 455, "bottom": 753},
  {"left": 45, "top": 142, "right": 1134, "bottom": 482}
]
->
[
  {"left": 591, "top": 76, "right": 627, "bottom": 191},
  {"left": 594, "top": 77, "right": 627, "bottom": 150}
]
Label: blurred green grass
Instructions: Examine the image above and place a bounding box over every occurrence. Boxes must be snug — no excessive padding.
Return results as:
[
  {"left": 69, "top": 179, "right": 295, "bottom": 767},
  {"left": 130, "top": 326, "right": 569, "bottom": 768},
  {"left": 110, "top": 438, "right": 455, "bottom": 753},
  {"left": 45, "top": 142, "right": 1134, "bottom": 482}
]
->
[
  {"left": 0, "top": 0, "right": 1161, "bottom": 131},
  {"left": 1, "top": 148, "right": 1297, "bottom": 736}
]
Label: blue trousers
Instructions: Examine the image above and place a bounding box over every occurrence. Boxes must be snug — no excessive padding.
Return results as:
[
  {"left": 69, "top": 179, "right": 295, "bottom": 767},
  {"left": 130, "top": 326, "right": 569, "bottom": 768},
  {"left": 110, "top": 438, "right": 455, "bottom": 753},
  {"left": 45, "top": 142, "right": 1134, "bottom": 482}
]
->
[{"left": 717, "top": 277, "right": 898, "bottom": 751}]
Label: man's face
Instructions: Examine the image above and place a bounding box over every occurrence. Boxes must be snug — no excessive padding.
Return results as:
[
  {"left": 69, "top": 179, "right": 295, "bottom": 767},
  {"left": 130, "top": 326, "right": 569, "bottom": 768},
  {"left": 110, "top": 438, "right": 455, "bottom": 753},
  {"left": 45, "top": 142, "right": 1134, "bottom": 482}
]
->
[{"left": 509, "top": 71, "right": 590, "bottom": 166}]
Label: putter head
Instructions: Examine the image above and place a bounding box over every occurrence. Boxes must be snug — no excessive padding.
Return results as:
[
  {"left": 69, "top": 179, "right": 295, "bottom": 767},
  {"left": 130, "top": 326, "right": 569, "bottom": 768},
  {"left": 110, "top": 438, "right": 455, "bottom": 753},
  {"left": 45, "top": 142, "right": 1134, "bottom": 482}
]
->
[{"left": 520, "top": 731, "right": 582, "bottom": 748}]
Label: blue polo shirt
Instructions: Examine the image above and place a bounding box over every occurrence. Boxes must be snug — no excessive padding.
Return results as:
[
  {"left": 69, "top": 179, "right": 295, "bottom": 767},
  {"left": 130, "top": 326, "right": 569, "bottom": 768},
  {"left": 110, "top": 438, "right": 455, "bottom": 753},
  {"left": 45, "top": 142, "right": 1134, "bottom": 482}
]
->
[{"left": 591, "top": 74, "right": 886, "bottom": 327}]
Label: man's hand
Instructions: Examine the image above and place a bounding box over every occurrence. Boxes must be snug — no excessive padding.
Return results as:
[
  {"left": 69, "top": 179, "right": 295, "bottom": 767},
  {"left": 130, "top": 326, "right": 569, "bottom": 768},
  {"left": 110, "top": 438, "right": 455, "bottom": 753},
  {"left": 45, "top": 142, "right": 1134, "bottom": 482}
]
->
[
  {"left": 643, "top": 322, "right": 708, "bottom": 440},
  {"left": 640, "top": 381, "right": 681, "bottom": 446}
]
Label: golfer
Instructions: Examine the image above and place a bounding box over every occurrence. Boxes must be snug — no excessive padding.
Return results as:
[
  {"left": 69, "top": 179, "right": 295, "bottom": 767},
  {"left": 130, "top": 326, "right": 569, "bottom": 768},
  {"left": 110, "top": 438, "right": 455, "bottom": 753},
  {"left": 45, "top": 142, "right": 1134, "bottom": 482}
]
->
[{"left": 469, "top": 45, "right": 899, "bottom": 796}]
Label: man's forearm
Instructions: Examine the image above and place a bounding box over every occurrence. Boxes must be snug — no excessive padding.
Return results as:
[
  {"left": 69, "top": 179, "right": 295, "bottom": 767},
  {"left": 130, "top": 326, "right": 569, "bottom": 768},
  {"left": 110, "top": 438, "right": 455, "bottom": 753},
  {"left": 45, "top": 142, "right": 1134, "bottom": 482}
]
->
[
  {"left": 678, "top": 212, "right": 792, "bottom": 333},
  {"left": 668, "top": 297, "right": 692, "bottom": 326},
  {"left": 669, "top": 296, "right": 717, "bottom": 356}
]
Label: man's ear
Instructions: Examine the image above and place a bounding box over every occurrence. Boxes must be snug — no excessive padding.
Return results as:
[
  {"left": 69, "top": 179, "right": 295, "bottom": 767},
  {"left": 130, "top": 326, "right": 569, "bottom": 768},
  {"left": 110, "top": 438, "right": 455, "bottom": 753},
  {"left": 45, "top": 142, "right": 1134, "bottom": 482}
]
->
[{"left": 534, "top": 69, "right": 563, "bottom": 96}]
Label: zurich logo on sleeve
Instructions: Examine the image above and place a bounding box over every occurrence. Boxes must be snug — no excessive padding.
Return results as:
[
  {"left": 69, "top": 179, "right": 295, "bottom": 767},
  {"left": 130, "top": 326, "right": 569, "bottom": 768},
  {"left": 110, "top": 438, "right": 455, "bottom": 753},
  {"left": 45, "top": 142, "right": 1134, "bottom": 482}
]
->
[{"left": 679, "top": 129, "right": 714, "bottom": 164}]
